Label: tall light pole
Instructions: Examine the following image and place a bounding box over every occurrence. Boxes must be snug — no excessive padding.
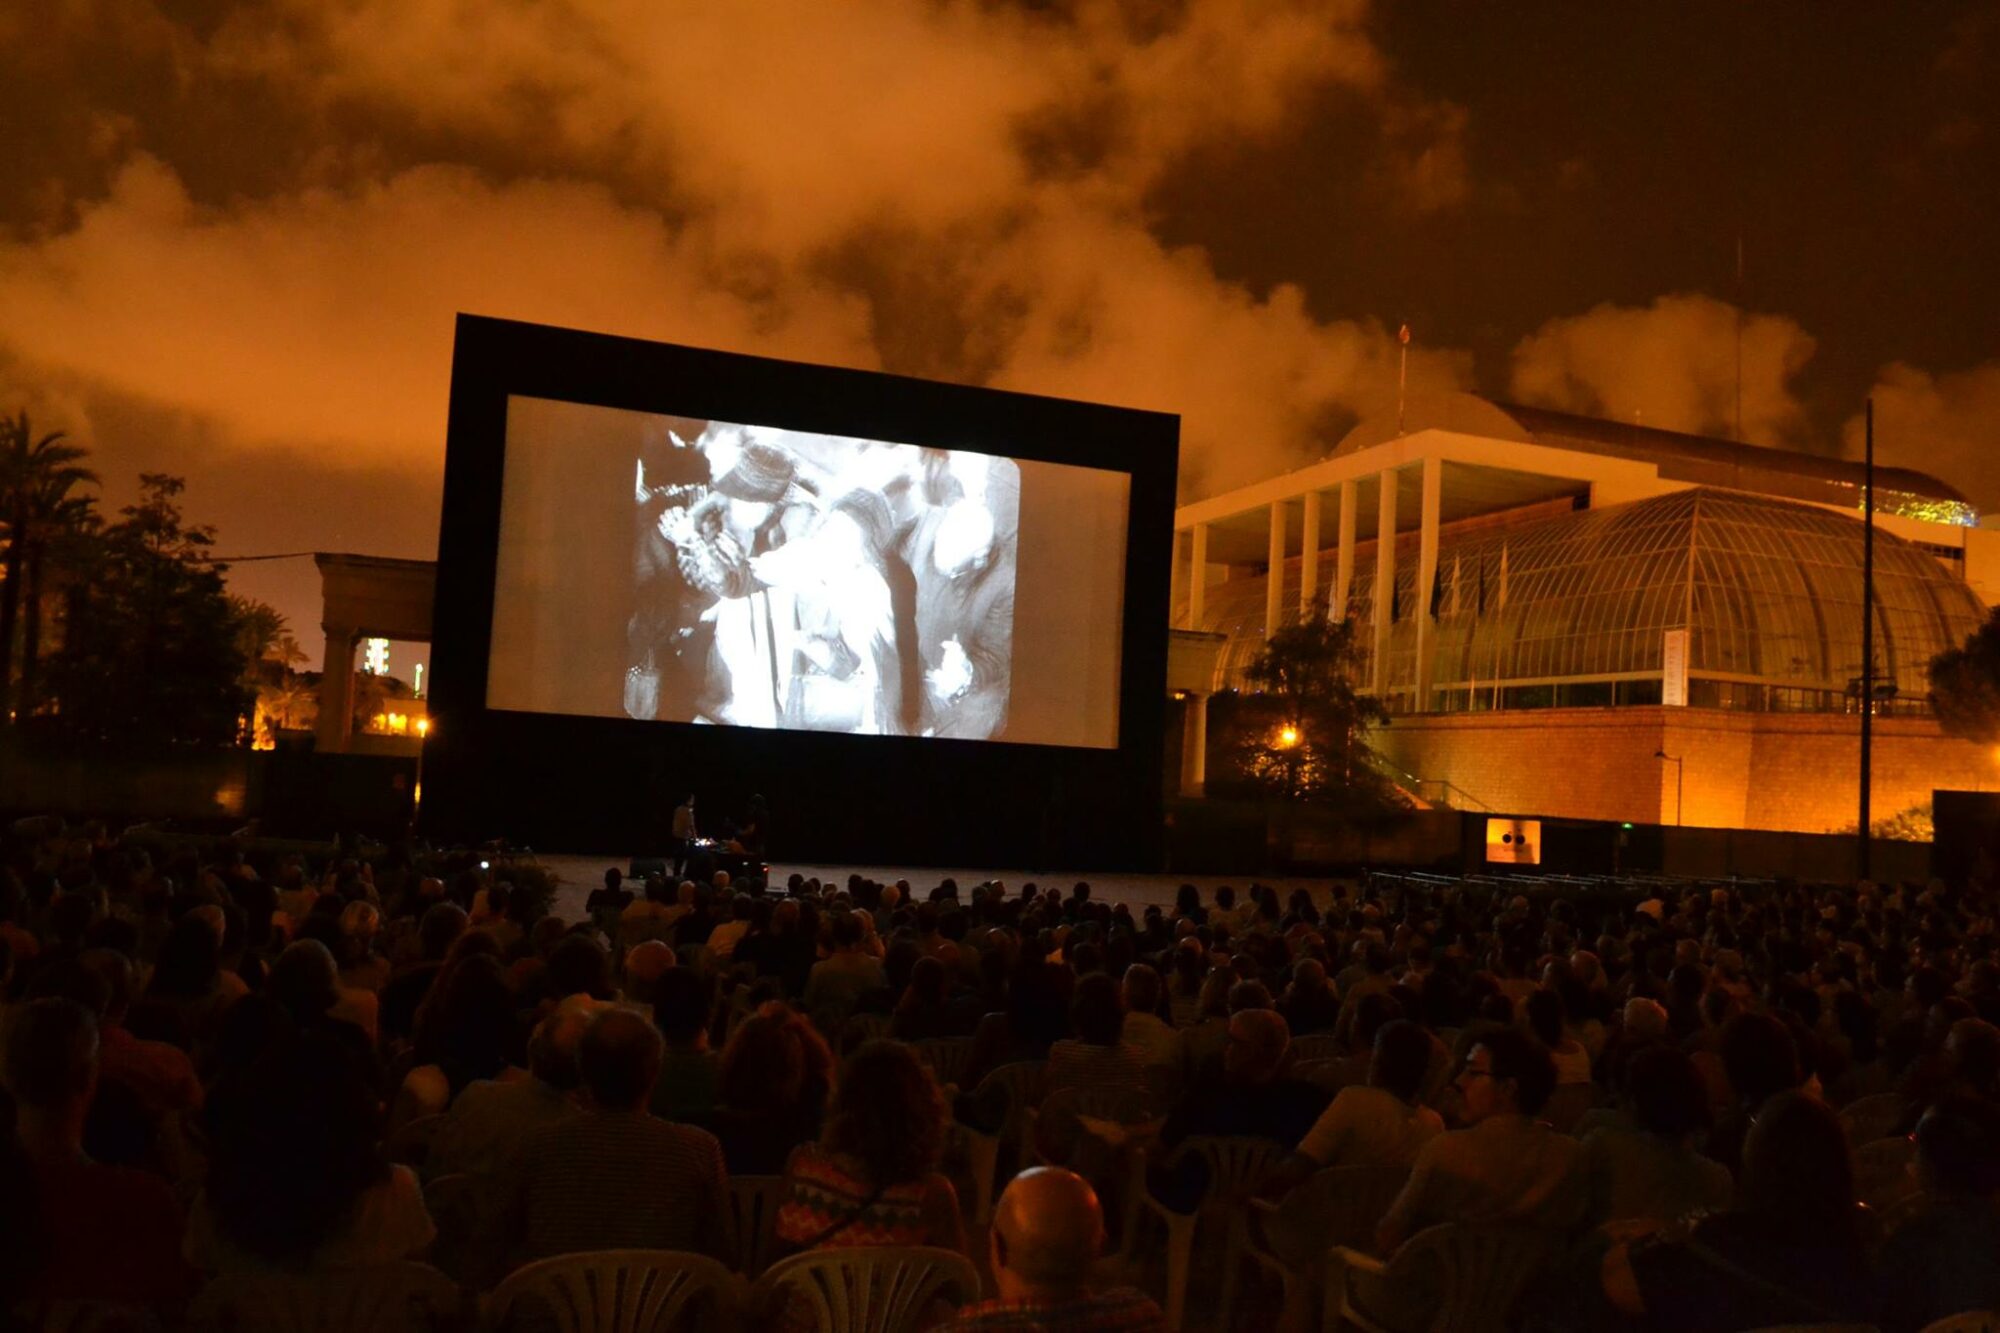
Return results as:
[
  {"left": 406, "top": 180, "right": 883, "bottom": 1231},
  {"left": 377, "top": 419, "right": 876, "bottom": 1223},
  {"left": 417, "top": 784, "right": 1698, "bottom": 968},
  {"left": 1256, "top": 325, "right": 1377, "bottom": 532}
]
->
[
  {"left": 1859, "top": 397, "right": 1876, "bottom": 881},
  {"left": 1654, "top": 749, "right": 1684, "bottom": 826}
]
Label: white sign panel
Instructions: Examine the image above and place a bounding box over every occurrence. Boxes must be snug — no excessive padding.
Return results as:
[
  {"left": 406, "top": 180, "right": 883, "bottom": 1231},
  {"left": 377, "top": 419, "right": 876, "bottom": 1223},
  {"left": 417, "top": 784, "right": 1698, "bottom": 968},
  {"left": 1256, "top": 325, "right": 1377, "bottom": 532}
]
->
[
  {"left": 1486, "top": 818, "right": 1542, "bottom": 865},
  {"left": 1662, "top": 628, "right": 1689, "bottom": 707}
]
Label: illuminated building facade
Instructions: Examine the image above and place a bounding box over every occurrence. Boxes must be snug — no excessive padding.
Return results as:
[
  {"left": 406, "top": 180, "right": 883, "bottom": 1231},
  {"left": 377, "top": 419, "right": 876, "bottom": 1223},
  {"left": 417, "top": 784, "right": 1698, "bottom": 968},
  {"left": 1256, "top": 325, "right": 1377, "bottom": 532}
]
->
[{"left": 1170, "top": 394, "right": 2000, "bottom": 833}]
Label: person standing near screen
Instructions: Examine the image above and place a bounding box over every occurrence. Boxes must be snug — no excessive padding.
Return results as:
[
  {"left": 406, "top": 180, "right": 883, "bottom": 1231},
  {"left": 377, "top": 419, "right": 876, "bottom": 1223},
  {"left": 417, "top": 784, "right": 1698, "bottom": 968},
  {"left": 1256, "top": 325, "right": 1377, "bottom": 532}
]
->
[{"left": 670, "top": 795, "right": 697, "bottom": 879}]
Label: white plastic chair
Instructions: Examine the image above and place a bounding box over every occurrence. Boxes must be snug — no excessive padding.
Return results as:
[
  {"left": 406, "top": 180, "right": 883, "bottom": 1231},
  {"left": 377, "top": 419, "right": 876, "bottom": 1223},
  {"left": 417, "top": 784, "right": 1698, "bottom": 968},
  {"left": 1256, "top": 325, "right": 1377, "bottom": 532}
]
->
[
  {"left": 1136, "top": 1135, "right": 1289, "bottom": 1331},
  {"left": 752, "top": 1245, "right": 980, "bottom": 1333},
  {"left": 487, "top": 1249, "right": 739, "bottom": 1333},
  {"left": 912, "top": 1037, "right": 975, "bottom": 1091},
  {"left": 1921, "top": 1312, "right": 2000, "bottom": 1333},
  {"left": 726, "top": 1174, "right": 792, "bottom": 1278},
  {"left": 188, "top": 1262, "right": 463, "bottom": 1333},
  {"left": 953, "top": 1060, "right": 1045, "bottom": 1225},
  {"left": 1840, "top": 1093, "right": 1908, "bottom": 1146},
  {"left": 424, "top": 1171, "right": 506, "bottom": 1289},
  {"left": 1327, "top": 1222, "right": 1555, "bottom": 1333},
  {"left": 1854, "top": 1135, "right": 1919, "bottom": 1211},
  {"left": 14, "top": 1303, "right": 161, "bottom": 1333},
  {"left": 1237, "top": 1164, "right": 1410, "bottom": 1332},
  {"left": 1289, "top": 1034, "right": 1347, "bottom": 1064}
]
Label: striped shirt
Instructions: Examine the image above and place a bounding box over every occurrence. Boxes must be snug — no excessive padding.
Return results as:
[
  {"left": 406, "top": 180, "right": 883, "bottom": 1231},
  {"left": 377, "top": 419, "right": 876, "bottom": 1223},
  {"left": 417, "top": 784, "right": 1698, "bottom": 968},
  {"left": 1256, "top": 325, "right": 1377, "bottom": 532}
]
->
[{"left": 513, "top": 1109, "right": 730, "bottom": 1263}]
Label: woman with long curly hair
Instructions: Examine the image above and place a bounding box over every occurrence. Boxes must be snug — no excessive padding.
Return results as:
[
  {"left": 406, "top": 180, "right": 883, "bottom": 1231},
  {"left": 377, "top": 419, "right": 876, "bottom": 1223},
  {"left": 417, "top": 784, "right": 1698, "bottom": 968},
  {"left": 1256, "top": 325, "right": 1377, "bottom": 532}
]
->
[
  {"left": 708, "top": 1002, "right": 835, "bottom": 1174},
  {"left": 774, "top": 1040, "right": 966, "bottom": 1257},
  {"left": 188, "top": 1032, "right": 433, "bottom": 1273}
]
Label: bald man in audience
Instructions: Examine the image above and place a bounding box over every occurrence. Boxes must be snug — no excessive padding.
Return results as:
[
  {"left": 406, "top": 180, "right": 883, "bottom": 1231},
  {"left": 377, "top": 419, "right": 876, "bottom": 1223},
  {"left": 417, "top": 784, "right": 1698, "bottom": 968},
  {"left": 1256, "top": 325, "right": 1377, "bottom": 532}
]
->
[
  {"left": 430, "top": 1005, "right": 588, "bottom": 1178},
  {"left": 622, "top": 939, "right": 678, "bottom": 1011},
  {"left": 939, "top": 1168, "right": 1163, "bottom": 1332}
]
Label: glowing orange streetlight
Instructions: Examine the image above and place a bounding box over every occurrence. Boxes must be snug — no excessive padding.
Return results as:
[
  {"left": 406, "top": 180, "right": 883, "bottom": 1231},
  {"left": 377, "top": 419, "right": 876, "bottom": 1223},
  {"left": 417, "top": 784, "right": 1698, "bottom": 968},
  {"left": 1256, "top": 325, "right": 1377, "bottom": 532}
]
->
[{"left": 1276, "top": 724, "right": 1300, "bottom": 749}]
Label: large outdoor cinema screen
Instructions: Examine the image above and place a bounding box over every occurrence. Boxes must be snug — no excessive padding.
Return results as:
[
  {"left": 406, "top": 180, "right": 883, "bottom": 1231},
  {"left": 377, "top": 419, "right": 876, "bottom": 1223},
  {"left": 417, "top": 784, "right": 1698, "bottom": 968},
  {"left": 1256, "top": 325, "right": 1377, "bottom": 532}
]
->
[{"left": 485, "top": 398, "right": 1130, "bottom": 749}]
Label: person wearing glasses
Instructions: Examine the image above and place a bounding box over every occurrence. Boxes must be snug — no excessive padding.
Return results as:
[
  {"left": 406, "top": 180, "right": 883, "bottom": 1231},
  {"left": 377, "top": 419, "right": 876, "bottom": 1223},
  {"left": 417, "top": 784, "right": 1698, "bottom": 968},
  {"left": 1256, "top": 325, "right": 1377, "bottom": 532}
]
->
[{"left": 1346, "top": 1028, "right": 1585, "bottom": 1330}]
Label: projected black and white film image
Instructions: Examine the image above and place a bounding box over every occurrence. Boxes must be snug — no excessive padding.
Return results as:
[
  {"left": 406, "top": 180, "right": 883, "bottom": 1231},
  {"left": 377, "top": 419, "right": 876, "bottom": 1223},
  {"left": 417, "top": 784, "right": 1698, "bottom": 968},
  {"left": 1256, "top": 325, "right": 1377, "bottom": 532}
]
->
[{"left": 625, "top": 418, "right": 1019, "bottom": 738}]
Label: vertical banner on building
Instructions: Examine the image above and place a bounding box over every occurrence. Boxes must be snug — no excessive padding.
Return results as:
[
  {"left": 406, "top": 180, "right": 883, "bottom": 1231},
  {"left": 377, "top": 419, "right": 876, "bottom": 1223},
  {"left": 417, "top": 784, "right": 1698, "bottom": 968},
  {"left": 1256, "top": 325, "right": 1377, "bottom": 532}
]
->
[{"left": 1662, "top": 628, "right": 1689, "bottom": 706}]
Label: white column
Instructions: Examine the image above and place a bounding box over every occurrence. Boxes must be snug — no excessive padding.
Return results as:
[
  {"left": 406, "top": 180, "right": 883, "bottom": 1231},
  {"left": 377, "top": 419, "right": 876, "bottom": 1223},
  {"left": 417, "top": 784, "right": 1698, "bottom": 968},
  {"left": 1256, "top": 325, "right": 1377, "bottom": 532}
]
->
[
  {"left": 1265, "top": 499, "right": 1287, "bottom": 639},
  {"left": 1415, "top": 455, "right": 1443, "bottom": 711},
  {"left": 1170, "top": 529, "right": 1188, "bottom": 628},
  {"left": 1179, "top": 691, "right": 1209, "bottom": 796},
  {"left": 1334, "top": 481, "right": 1357, "bottom": 620},
  {"left": 1373, "top": 470, "right": 1399, "bottom": 695},
  {"left": 1189, "top": 523, "right": 1208, "bottom": 630},
  {"left": 316, "top": 625, "right": 357, "bottom": 754},
  {"left": 1299, "top": 490, "right": 1321, "bottom": 619}
]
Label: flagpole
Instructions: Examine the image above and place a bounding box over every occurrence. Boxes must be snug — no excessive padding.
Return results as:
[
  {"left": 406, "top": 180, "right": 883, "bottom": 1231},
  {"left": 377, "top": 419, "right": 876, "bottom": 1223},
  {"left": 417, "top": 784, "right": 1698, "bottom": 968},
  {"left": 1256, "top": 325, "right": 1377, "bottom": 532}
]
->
[
  {"left": 1397, "top": 323, "right": 1411, "bottom": 437},
  {"left": 1860, "top": 398, "right": 1875, "bottom": 879}
]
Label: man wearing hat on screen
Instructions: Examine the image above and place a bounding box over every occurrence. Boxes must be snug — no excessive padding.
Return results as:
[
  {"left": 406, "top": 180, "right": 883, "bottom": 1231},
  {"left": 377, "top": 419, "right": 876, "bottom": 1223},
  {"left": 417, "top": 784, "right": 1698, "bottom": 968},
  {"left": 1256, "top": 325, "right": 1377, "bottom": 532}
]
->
[
  {"left": 666, "top": 431, "right": 814, "bottom": 725},
  {"left": 625, "top": 417, "right": 712, "bottom": 720}
]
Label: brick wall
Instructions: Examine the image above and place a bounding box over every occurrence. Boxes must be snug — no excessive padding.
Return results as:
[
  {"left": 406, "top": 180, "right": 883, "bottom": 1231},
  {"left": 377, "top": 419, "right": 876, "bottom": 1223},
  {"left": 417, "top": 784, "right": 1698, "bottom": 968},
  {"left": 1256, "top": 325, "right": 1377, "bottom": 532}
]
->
[{"left": 1374, "top": 706, "right": 1994, "bottom": 834}]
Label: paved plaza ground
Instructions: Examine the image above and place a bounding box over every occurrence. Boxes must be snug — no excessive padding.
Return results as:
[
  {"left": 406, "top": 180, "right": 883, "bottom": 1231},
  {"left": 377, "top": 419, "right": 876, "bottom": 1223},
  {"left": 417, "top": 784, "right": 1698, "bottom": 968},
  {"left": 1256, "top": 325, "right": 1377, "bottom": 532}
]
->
[{"left": 538, "top": 852, "right": 1348, "bottom": 922}]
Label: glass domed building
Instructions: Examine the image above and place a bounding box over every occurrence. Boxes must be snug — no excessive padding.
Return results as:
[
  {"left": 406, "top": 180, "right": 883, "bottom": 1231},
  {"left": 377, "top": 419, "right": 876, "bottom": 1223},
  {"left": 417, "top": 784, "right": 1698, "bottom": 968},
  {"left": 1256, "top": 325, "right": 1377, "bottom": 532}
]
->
[{"left": 1167, "top": 394, "right": 1996, "bottom": 833}]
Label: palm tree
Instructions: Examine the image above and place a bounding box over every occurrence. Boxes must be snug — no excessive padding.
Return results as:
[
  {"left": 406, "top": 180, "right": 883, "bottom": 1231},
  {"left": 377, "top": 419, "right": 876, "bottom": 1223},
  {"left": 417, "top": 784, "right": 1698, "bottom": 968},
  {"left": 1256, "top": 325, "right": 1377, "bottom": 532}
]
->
[
  {"left": 18, "top": 488, "right": 101, "bottom": 718},
  {"left": 0, "top": 412, "right": 97, "bottom": 721}
]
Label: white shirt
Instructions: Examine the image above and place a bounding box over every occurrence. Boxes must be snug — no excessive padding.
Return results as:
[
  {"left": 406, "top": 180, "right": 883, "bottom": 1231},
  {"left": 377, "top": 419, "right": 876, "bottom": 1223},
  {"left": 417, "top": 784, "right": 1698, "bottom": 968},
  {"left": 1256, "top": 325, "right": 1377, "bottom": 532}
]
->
[
  {"left": 1296, "top": 1084, "right": 1443, "bottom": 1168},
  {"left": 1122, "top": 1011, "right": 1179, "bottom": 1069}
]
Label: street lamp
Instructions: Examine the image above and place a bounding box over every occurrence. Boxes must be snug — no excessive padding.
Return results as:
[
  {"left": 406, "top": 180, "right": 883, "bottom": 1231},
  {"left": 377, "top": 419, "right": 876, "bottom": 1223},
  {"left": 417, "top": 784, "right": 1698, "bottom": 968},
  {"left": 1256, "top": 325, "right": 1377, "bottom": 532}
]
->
[
  {"left": 1654, "top": 749, "right": 1683, "bottom": 826},
  {"left": 1276, "top": 725, "right": 1300, "bottom": 749}
]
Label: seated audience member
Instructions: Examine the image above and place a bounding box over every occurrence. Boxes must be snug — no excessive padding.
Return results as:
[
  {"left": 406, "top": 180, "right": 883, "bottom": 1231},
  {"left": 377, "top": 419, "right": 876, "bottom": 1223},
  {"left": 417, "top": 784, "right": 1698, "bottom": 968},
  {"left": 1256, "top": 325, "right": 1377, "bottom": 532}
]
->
[
  {"left": 1602, "top": 1091, "right": 1873, "bottom": 1330},
  {"left": 1874, "top": 1096, "right": 2000, "bottom": 1333},
  {"left": 709, "top": 1002, "right": 835, "bottom": 1174},
  {"left": 1277, "top": 958, "right": 1341, "bottom": 1037},
  {"left": 1709, "top": 1012, "right": 1804, "bottom": 1176},
  {"left": 137, "top": 913, "right": 233, "bottom": 1047},
  {"left": 939, "top": 1167, "right": 1164, "bottom": 1333},
  {"left": 705, "top": 893, "right": 754, "bottom": 964},
  {"left": 1163, "top": 1008, "right": 1327, "bottom": 1151},
  {"left": 511, "top": 1008, "right": 731, "bottom": 1263},
  {"left": 621, "top": 938, "right": 677, "bottom": 1011},
  {"left": 1374, "top": 1029, "right": 1585, "bottom": 1254},
  {"left": 0, "top": 998, "right": 196, "bottom": 1312},
  {"left": 269, "top": 938, "right": 381, "bottom": 1081},
  {"left": 411, "top": 949, "right": 519, "bottom": 1099},
  {"left": 649, "top": 967, "right": 721, "bottom": 1122},
  {"left": 1119, "top": 963, "right": 1178, "bottom": 1071},
  {"left": 892, "top": 956, "right": 960, "bottom": 1041},
  {"left": 585, "top": 867, "right": 633, "bottom": 940},
  {"left": 777, "top": 1040, "right": 968, "bottom": 1257},
  {"left": 1524, "top": 987, "right": 1594, "bottom": 1086},
  {"left": 1275, "top": 1019, "right": 1444, "bottom": 1189},
  {"left": 75, "top": 948, "right": 202, "bottom": 1115},
  {"left": 430, "top": 1005, "right": 589, "bottom": 1178},
  {"left": 378, "top": 902, "right": 468, "bottom": 1045},
  {"left": 1043, "top": 973, "right": 1147, "bottom": 1098},
  {"left": 1575, "top": 1046, "right": 1730, "bottom": 1230},
  {"left": 803, "top": 911, "right": 890, "bottom": 1019},
  {"left": 191, "top": 1031, "right": 435, "bottom": 1272}
]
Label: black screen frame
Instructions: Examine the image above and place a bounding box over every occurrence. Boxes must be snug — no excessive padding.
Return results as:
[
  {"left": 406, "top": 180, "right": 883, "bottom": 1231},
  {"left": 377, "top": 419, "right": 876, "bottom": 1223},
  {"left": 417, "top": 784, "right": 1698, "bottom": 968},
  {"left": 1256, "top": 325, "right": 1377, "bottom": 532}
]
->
[{"left": 426, "top": 314, "right": 1178, "bottom": 869}]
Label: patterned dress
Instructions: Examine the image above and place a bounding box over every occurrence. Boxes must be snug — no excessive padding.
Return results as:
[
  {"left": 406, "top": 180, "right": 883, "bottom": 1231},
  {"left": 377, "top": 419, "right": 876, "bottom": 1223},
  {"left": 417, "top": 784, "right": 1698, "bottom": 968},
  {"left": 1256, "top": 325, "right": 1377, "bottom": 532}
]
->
[{"left": 775, "top": 1142, "right": 934, "bottom": 1250}]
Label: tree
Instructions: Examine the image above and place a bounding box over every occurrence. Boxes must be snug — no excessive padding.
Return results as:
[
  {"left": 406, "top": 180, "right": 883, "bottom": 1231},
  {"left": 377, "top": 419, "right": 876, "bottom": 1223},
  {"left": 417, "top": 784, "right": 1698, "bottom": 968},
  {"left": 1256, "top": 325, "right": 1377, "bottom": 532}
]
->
[
  {"left": 0, "top": 412, "right": 97, "bottom": 721},
  {"left": 1929, "top": 608, "right": 2000, "bottom": 743},
  {"left": 1225, "top": 612, "right": 1401, "bottom": 808},
  {"left": 36, "top": 474, "right": 252, "bottom": 749}
]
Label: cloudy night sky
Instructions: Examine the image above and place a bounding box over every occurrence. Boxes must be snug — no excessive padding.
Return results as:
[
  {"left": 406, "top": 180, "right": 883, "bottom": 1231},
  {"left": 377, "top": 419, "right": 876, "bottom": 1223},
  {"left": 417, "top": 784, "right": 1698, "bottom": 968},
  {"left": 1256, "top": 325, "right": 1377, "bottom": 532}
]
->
[{"left": 2, "top": 1, "right": 1996, "bottom": 650}]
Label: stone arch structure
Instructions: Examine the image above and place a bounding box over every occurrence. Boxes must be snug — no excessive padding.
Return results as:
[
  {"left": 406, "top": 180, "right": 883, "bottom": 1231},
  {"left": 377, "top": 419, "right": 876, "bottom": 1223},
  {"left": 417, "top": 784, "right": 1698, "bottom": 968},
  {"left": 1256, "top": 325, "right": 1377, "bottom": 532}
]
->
[{"left": 315, "top": 554, "right": 436, "bottom": 753}]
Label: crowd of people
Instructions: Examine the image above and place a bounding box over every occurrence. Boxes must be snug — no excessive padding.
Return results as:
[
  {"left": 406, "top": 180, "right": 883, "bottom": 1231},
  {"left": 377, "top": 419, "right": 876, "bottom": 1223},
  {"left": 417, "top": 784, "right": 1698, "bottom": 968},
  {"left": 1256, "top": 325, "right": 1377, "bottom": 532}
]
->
[{"left": 4, "top": 818, "right": 2000, "bottom": 1332}]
